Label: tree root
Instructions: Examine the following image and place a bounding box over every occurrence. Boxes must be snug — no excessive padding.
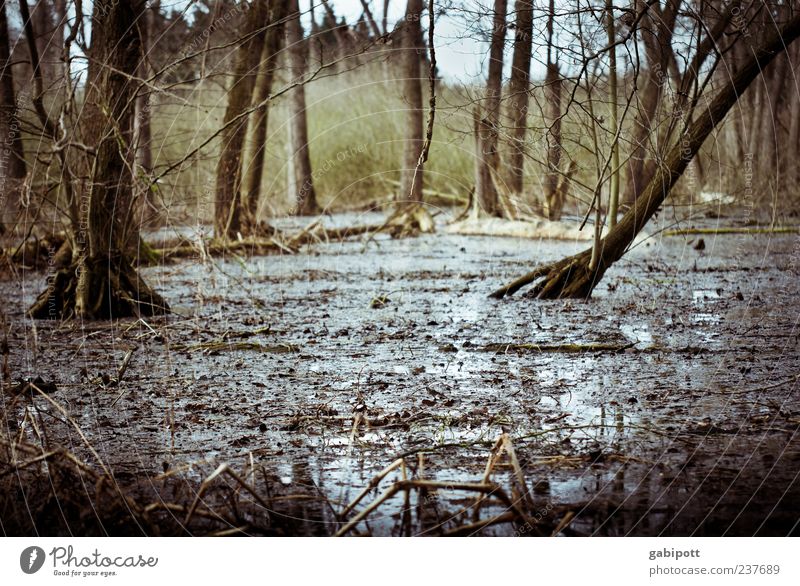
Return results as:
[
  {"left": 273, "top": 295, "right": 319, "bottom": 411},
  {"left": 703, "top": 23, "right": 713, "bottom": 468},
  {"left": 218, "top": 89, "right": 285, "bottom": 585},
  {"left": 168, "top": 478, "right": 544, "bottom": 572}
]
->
[
  {"left": 28, "top": 253, "right": 169, "bottom": 320},
  {"left": 489, "top": 248, "right": 600, "bottom": 300}
]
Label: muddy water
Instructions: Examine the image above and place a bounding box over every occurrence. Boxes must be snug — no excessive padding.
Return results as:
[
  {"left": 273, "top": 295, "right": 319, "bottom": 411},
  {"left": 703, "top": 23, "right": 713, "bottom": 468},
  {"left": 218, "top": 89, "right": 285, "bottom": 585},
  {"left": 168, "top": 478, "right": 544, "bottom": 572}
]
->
[{"left": 2, "top": 215, "right": 799, "bottom": 535}]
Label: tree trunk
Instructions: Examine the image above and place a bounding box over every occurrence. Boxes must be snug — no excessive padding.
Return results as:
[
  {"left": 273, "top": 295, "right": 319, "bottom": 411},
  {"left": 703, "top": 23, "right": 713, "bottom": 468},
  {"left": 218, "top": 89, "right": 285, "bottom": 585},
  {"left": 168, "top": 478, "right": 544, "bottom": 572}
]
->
[
  {"left": 32, "top": 0, "right": 53, "bottom": 83},
  {"left": 383, "top": 0, "right": 391, "bottom": 34},
  {"left": 320, "top": 0, "right": 353, "bottom": 68},
  {"left": 543, "top": 0, "right": 563, "bottom": 220},
  {"left": 213, "top": 0, "right": 269, "bottom": 239},
  {"left": 506, "top": 0, "right": 533, "bottom": 196},
  {"left": 787, "top": 45, "right": 800, "bottom": 189},
  {"left": 491, "top": 15, "right": 800, "bottom": 300},
  {"left": 243, "top": 1, "right": 288, "bottom": 227},
  {"left": 53, "top": 0, "right": 67, "bottom": 77},
  {"left": 135, "top": 4, "right": 153, "bottom": 175},
  {"left": 29, "top": 0, "right": 168, "bottom": 319},
  {"left": 475, "top": 0, "right": 507, "bottom": 216},
  {"left": 398, "top": 0, "right": 425, "bottom": 203},
  {"left": 623, "top": 1, "right": 682, "bottom": 206},
  {"left": 287, "top": 0, "right": 320, "bottom": 215},
  {"left": 0, "top": 0, "right": 28, "bottom": 234},
  {"left": 605, "top": 0, "right": 619, "bottom": 227},
  {"left": 759, "top": 52, "right": 788, "bottom": 187}
]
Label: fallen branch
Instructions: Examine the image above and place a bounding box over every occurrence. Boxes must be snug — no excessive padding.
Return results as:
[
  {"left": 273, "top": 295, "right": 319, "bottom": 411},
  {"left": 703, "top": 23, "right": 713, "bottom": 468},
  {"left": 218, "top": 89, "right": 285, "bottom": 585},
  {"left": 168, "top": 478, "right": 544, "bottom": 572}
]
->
[{"left": 480, "top": 342, "right": 635, "bottom": 353}]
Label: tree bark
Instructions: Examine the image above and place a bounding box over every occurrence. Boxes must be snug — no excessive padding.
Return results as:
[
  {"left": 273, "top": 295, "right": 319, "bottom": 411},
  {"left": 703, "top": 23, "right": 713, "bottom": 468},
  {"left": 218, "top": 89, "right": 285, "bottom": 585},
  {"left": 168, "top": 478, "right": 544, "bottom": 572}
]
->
[
  {"left": 605, "top": 0, "right": 619, "bottom": 227},
  {"left": 492, "top": 15, "right": 800, "bottom": 300},
  {"left": 758, "top": 52, "right": 788, "bottom": 186},
  {"left": 0, "top": 0, "right": 27, "bottom": 234},
  {"left": 623, "top": 1, "right": 680, "bottom": 206},
  {"left": 29, "top": 0, "right": 168, "bottom": 319},
  {"left": 475, "top": 0, "right": 507, "bottom": 216},
  {"left": 243, "top": 0, "right": 288, "bottom": 227},
  {"left": 543, "top": 0, "right": 562, "bottom": 220},
  {"left": 33, "top": 0, "right": 53, "bottom": 84},
  {"left": 287, "top": 0, "right": 320, "bottom": 215},
  {"left": 135, "top": 4, "right": 153, "bottom": 175},
  {"left": 398, "top": 0, "right": 425, "bottom": 203},
  {"left": 213, "top": 0, "right": 270, "bottom": 239},
  {"left": 787, "top": 45, "right": 800, "bottom": 188},
  {"left": 506, "top": 0, "right": 533, "bottom": 196}
]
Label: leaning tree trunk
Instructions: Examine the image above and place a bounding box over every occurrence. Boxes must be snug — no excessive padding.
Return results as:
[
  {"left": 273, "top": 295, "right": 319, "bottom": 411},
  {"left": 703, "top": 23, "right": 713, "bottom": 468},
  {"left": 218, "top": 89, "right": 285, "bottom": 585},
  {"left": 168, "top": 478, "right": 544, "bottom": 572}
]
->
[
  {"left": 398, "top": 0, "right": 425, "bottom": 203},
  {"left": 491, "top": 15, "right": 800, "bottom": 300},
  {"left": 213, "top": 0, "right": 269, "bottom": 239},
  {"left": 475, "top": 0, "right": 507, "bottom": 216},
  {"left": 0, "top": 0, "right": 27, "bottom": 234},
  {"left": 242, "top": 0, "right": 288, "bottom": 229},
  {"left": 287, "top": 0, "right": 320, "bottom": 216},
  {"left": 506, "top": 0, "right": 533, "bottom": 197},
  {"left": 29, "top": 0, "right": 168, "bottom": 319}
]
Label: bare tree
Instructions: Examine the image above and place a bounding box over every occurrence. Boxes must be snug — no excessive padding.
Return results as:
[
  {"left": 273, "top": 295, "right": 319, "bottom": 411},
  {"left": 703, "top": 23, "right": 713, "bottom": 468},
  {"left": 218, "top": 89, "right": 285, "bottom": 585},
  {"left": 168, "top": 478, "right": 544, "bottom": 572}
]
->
[
  {"left": 605, "top": 0, "right": 619, "bottom": 227},
  {"left": 29, "top": 0, "right": 168, "bottom": 318},
  {"left": 475, "top": 0, "right": 507, "bottom": 216},
  {"left": 213, "top": 0, "right": 270, "bottom": 239},
  {"left": 243, "top": 0, "right": 288, "bottom": 228},
  {"left": 492, "top": 12, "right": 800, "bottom": 300},
  {"left": 134, "top": 4, "right": 153, "bottom": 176},
  {"left": 287, "top": 0, "right": 320, "bottom": 215},
  {"left": 0, "top": 0, "right": 27, "bottom": 234},
  {"left": 542, "top": 0, "right": 563, "bottom": 220},
  {"left": 623, "top": 1, "right": 681, "bottom": 206},
  {"left": 399, "top": 0, "right": 425, "bottom": 203},
  {"left": 506, "top": 0, "right": 533, "bottom": 197}
]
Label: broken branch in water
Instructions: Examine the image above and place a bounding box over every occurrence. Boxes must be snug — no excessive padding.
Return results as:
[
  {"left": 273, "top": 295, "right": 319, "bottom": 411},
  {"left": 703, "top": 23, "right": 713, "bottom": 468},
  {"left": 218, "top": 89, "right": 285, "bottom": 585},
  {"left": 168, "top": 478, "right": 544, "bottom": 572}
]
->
[
  {"left": 172, "top": 341, "right": 299, "bottom": 353},
  {"left": 480, "top": 342, "right": 636, "bottom": 353}
]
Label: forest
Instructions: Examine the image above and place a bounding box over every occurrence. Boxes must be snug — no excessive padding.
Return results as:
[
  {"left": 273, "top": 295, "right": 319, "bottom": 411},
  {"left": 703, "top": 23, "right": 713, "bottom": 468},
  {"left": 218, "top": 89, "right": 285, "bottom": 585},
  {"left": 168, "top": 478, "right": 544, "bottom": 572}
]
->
[{"left": 0, "top": 0, "right": 799, "bottom": 537}]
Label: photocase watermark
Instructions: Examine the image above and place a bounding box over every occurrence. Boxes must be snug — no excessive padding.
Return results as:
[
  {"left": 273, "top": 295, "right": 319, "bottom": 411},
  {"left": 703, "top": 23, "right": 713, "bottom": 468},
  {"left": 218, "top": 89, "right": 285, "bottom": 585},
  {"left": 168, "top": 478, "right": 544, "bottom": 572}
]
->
[
  {"left": 44, "top": 245, "right": 59, "bottom": 319},
  {"left": 0, "top": 92, "right": 29, "bottom": 213},
  {"left": 731, "top": 4, "right": 752, "bottom": 38},
  {"left": 18, "top": 545, "right": 159, "bottom": 578},
  {"left": 514, "top": 501, "right": 555, "bottom": 536},
  {"left": 651, "top": 62, "right": 668, "bottom": 88},
  {"left": 20, "top": 546, "right": 46, "bottom": 574},
  {"left": 94, "top": 0, "right": 120, "bottom": 19},
  {"left": 297, "top": 142, "right": 367, "bottom": 211},
  {"left": 182, "top": 3, "right": 249, "bottom": 61}
]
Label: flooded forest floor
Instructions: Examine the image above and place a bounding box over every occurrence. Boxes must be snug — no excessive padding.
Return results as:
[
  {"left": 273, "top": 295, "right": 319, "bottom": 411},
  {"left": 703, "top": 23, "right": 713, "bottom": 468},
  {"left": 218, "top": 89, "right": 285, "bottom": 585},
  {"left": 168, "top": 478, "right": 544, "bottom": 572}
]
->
[{"left": 1, "top": 212, "right": 799, "bottom": 536}]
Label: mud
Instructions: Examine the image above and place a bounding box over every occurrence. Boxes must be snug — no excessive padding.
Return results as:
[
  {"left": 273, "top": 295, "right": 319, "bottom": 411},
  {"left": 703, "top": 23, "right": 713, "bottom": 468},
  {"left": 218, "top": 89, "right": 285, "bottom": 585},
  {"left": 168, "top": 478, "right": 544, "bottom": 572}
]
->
[{"left": 2, "top": 213, "right": 799, "bottom": 536}]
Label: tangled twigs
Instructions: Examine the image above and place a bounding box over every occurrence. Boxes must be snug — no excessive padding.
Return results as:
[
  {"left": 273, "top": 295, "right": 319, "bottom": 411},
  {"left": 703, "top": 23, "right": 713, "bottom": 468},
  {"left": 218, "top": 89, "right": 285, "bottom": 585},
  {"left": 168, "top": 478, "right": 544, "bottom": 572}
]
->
[
  {"left": 340, "top": 458, "right": 405, "bottom": 518},
  {"left": 183, "top": 463, "right": 273, "bottom": 527},
  {"left": 335, "top": 433, "right": 546, "bottom": 537}
]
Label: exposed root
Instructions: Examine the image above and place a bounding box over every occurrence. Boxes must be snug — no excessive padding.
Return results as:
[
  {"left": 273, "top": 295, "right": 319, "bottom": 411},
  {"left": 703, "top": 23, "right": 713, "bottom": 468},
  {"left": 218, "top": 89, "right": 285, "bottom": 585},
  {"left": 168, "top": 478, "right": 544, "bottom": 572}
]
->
[
  {"left": 27, "top": 254, "right": 169, "bottom": 320},
  {"left": 489, "top": 248, "right": 601, "bottom": 300}
]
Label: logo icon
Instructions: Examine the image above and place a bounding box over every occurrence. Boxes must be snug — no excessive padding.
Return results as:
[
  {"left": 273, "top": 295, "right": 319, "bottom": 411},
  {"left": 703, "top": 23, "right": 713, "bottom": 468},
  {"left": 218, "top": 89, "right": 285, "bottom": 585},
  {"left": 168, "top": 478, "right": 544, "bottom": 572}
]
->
[{"left": 20, "top": 546, "right": 46, "bottom": 574}]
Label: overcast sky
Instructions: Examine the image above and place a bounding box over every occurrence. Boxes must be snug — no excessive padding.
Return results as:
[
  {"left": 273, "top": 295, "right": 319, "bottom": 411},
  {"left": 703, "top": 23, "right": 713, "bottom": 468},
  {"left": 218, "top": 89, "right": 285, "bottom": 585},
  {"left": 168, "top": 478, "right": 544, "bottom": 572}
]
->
[{"left": 306, "top": 0, "right": 490, "bottom": 82}]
